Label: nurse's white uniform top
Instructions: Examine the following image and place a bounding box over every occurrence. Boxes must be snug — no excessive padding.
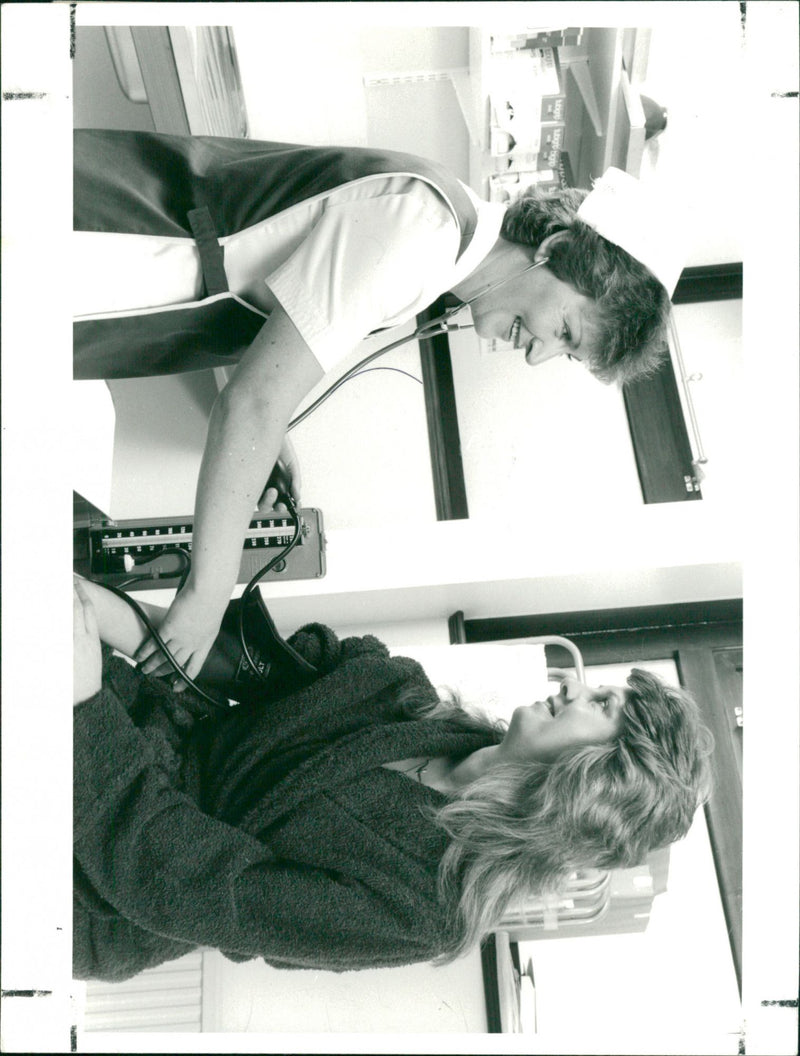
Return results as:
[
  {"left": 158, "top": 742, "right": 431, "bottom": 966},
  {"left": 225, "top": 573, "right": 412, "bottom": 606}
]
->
[{"left": 74, "top": 175, "right": 503, "bottom": 376}]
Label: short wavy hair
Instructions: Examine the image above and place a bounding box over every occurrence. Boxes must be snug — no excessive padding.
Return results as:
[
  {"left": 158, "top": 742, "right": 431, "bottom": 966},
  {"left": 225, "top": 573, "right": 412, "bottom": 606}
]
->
[
  {"left": 424, "top": 668, "right": 714, "bottom": 960},
  {"left": 501, "top": 185, "right": 672, "bottom": 384}
]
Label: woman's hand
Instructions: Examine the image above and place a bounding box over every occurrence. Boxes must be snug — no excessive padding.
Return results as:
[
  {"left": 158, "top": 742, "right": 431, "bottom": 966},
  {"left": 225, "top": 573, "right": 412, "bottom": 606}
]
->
[
  {"left": 134, "top": 584, "right": 224, "bottom": 690},
  {"left": 74, "top": 577, "right": 102, "bottom": 706}
]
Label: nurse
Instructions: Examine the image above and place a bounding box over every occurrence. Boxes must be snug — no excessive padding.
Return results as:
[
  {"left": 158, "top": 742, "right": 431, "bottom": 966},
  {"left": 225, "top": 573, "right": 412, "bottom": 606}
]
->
[{"left": 74, "top": 130, "right": 687, "bottom": 685}]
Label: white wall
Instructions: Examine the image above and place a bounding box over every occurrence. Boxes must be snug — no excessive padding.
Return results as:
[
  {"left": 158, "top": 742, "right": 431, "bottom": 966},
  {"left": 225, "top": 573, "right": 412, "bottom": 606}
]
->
[
  {"left": 233, "top": 20, "right": 470, "bottom": 171},
  {"left": 287, "top": 323, "right": 438, "bottom": 533},
  {"left": 233, "top": 27, "right": 369, "bottom": 146},
  {"left": 637, "top": 4, "right": 746, "bottom": 268},
  {"left": 201, "top": 948, "right": 488, "bottom": 1034},
  {"left": 357, "top": 26, "right": 471, "bottom": 179},
  {"left": 105, "top": 372, "right": 217, "bottom": 519}
]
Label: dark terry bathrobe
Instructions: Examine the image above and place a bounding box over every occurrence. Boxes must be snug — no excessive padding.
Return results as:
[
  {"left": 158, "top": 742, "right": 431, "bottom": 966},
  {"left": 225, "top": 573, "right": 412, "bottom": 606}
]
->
[{"left": 73, "top": 625, "right": 499, "bottom": 981}]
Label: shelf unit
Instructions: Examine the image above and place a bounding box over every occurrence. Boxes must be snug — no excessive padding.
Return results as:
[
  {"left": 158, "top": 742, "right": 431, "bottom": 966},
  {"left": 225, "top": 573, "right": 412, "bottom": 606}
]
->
[{"left": 459, "top": 26, "right": 651, "bottom": 196}]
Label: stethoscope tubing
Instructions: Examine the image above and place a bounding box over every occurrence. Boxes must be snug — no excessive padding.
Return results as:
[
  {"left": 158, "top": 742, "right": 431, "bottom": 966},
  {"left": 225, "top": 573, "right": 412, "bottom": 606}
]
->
[
  {"left": 288, "top": 310, "right": 467, "bottom": 430},
  {"left": 288, "top": 255, "right": 548, "bottom": 431}
]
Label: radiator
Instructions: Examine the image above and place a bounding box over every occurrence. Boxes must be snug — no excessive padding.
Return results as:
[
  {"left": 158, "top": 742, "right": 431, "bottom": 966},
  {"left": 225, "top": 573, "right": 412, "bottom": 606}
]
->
[{"left": 81, "top": 951, "right": 204, "bottom": 1033}]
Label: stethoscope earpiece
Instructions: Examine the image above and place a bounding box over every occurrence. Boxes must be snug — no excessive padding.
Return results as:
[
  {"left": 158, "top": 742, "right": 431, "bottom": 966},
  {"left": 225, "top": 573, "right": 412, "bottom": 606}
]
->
[{"left": 461, "top": 255, "right": 549, "bottom": 311}]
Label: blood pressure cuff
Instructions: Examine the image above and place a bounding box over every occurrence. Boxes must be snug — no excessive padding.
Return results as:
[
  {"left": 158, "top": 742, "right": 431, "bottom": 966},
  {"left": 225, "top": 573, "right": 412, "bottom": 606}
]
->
[{"left": 195, "top": 590, "right": 320, "bottom": 706}]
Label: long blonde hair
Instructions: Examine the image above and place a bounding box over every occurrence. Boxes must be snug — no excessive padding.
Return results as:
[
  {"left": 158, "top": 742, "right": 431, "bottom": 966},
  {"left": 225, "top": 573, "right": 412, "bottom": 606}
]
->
[{"left": 409, "top": 669, "right": 714, "bottom": 961}]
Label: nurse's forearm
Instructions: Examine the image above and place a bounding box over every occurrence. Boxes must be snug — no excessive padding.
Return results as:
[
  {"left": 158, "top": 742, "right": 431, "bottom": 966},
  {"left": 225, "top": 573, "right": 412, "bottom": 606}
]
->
[
  {"left": 184, "top": 384, "right": 288, "bottom": 606},
  {"left": 180, "top": 308, "right": 323, "bottom": 615}
]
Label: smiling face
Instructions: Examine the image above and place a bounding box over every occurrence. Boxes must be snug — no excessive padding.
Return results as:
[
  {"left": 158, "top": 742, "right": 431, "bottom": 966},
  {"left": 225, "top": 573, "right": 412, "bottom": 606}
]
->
[
  {"left": 466, "top": 233, "right": 599, "bottom": 369},
  {"left": 500, "top": 677, "right": 627, "bottom": 765}
]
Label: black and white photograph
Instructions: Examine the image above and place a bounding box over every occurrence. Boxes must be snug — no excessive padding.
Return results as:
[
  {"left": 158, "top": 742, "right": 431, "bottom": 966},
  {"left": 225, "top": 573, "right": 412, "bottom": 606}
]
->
[{"left": 1, "top": 2, "right": 798, "bottom": 1053}]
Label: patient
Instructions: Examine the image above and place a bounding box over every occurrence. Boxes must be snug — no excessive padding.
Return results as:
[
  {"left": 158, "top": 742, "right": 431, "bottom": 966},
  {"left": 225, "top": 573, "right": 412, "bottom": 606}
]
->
[{"left": 73, "top": 575, "right": 713, "bottom": 982}]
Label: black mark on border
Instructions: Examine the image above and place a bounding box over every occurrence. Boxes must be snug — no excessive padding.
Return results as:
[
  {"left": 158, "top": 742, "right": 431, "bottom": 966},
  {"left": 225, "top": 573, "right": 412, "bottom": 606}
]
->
[
  {"left": 70, "top": 3, "right": 76, "bottom": 59},
  {"left": 1, "top": 989, "right": 53, "bottom": 997},
  {"left": 71, "top": 1023, "right": 78, "bottom": 1051},
  {"left": 2, "top": 92, "right": 47, "bottom": 100},
  {"left": 761, "top": 998, "right": 799, "bottom": 1007},
  {"left": 771, "top": 91, "right": 799, "bottom": 98}
]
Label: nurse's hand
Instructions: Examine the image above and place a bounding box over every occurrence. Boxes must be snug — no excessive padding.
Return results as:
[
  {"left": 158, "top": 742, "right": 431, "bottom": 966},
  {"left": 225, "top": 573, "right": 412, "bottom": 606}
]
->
[
  {"left": 74, "top": 578, "right": 102, "bottom": 706},
  {"left": 278, "top": 434, "right": 302, "bottom": 505},
  {"left": 134, "top": 585, "right": 224, "bottom": 691},
  {"left": 256, "top": 486, "right": 287, "bottom": 516}
]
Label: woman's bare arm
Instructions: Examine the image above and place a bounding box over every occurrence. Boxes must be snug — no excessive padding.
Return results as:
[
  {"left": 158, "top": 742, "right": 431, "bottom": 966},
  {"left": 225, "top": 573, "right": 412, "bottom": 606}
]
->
[{"left": 75, "top": 576, "right": 168, "bottom": 659}]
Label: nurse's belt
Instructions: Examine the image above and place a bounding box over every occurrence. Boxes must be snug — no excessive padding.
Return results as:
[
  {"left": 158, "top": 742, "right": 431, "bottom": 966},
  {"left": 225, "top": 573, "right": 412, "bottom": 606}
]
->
[{"left": 576, "top": 167, "right": 689, "bottom": 296}]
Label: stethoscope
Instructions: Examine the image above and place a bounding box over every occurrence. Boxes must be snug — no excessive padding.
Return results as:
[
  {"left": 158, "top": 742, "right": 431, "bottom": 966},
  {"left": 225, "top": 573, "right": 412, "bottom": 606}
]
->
[{"left": 288, "top": 255, "right": 549, "bottom": 430}]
